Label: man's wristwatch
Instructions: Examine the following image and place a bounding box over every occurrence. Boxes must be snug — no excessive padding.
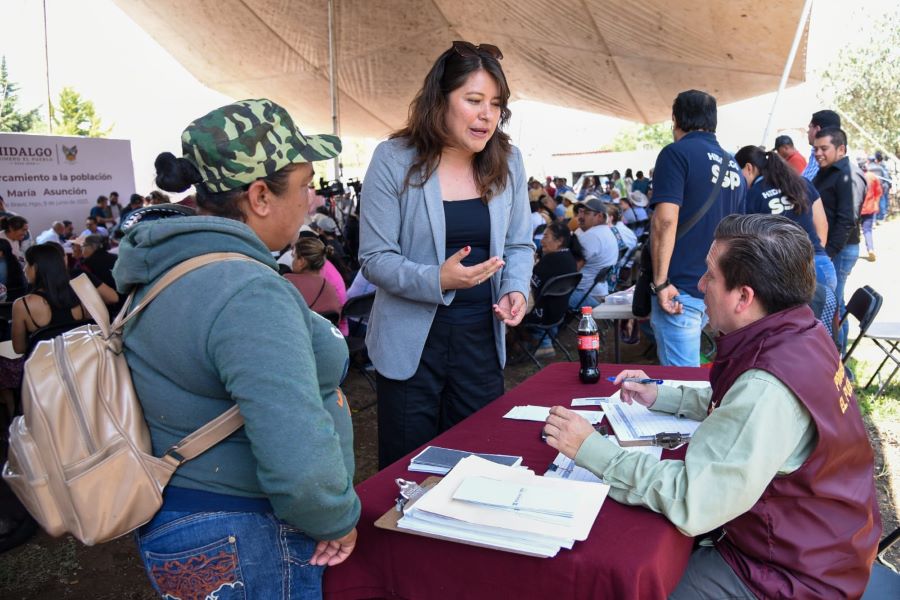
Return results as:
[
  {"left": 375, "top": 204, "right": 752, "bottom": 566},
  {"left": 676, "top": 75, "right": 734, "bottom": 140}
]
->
[{"left": 650, "top": 279, "right": 672, "bottom": 295}]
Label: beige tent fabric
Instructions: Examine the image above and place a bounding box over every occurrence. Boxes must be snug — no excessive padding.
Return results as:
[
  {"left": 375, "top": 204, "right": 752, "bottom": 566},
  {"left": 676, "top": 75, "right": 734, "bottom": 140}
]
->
[{"left": 113, "top": 0, "right": 807, "bottom": 137}]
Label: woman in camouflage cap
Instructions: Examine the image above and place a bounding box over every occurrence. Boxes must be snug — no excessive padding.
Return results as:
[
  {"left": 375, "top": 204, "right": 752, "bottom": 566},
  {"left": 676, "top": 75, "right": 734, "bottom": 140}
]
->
[
  {"left": 115, "top": 99, "right": 360, "bottom": 599},
  {"left": 359, "top": 42, "right": 534, "bottom": 468}
]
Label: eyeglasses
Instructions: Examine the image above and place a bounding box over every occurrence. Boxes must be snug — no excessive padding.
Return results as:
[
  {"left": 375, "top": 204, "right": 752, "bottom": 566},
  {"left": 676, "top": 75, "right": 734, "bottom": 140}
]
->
[{"left": 452, "top": 40, "right": 503, "bottom": 61}]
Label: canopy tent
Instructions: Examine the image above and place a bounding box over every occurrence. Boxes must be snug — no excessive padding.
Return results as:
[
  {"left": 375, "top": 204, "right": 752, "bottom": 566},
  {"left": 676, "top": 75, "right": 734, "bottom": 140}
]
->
[{"left": 113, "top": 0, "right": 808, "bottom": 138}]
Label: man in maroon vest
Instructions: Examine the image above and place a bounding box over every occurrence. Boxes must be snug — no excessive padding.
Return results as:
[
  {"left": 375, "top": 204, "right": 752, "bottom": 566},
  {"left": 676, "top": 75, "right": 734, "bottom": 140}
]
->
[{"left": 544, "top": 214, "right": 880, "bottom": 599}]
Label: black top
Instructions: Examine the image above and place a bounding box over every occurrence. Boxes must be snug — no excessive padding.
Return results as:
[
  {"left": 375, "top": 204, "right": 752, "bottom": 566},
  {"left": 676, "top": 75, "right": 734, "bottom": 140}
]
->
[
  {"left": 812, "top": 157, "right": 861, "bottom": 257},
  {"left": 435, "top": 198, "right": 492, "bottom": 325},
  {"left": 529, "top": 249, "right": 578, "bottom": 324},
  {"left": 23, "top": 291, "right": 79, "bottom": 329}
]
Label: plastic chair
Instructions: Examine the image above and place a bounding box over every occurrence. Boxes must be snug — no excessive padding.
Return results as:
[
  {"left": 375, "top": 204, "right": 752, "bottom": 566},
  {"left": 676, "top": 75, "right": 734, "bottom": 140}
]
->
[
  {"left": 342, "top": 292, "right": 376, "bottom": 392},
  {"left": 840, "top": 286, "right": 883, "bottom": 363},
  {"left": 516, "top": 272, "right": 583, "bottom": 368}
]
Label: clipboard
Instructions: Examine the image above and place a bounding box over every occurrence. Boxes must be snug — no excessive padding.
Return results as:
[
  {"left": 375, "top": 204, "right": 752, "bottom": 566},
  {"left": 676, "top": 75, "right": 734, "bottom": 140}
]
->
[
  {"left": 373, "top": 476, "right": 552, "bottom": 558},
  {"left": 611, "top": 431, "right": 690, "bottom": 449},
  {"left": 602, "top": 401, "right": 697, "bottom": 448}
]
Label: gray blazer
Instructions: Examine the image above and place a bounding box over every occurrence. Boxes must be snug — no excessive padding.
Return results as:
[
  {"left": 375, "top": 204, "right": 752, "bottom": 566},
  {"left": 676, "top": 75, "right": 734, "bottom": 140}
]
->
[{"left": 359, "top": 138, "right": 534, "bottom": 380}]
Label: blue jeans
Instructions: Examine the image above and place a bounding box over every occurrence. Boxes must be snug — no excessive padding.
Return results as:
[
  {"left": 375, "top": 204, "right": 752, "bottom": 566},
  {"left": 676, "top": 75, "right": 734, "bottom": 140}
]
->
[
  {"left": 650, "top": 292, "right": 709, "bottom": 367},
  {"left": 814, "top": 254, "right": 837, "bottom": 291},
  {"left": 832, "top": 244, "right": 859, "bottom": 355},
  {"left": 137, "top": 510, "right": 324, "bottom": 599},
  {"left": 877, "top": 189, "right": 889, "bottom": 221},
  {"left": 532, "top": 327, "right": 556, "bottom": 349},
  {"left": 861, "top": 215, "right": 875, "bottom": 252}
]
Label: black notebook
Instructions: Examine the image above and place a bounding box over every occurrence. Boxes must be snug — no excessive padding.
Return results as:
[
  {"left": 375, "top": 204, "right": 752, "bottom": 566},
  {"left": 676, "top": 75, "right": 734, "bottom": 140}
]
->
[{"left": 409, "top": 446, "right": 523, "bottom": 475}]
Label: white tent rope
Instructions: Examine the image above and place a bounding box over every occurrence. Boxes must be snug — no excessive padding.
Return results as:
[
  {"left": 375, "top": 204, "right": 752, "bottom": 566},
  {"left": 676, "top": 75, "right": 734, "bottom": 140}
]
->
[{"left": 843, "top": 113, "right": 900, "bottom": 176}]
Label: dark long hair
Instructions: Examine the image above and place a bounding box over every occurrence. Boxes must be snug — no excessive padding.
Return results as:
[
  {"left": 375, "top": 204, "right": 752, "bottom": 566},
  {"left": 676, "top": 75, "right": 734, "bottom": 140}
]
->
[
  {"left": 391, "top": 44, "right": 512, "bottom": 202},
  {"left": 735, "top": 145, "right": 810, "bottom": 214},
  {"left": 24, "top": 243, "right": 79, "bottom": 310}
]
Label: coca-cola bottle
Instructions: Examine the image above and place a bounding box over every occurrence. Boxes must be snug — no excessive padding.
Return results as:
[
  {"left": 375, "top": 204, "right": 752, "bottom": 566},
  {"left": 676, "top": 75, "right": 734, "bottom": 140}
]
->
[{"left": 577, "top": 306, "right": 600, "bottom": 384}]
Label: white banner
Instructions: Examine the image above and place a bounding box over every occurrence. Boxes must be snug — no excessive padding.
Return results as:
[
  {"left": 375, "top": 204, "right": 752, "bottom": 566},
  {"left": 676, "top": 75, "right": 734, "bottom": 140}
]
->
[{"left": 0, "top": 132, "right": 135, "bottom": 236}]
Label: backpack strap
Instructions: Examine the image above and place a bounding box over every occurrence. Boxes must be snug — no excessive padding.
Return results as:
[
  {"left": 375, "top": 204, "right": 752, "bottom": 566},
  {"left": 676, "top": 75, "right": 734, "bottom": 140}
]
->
[
  {"left": 117, "top": 252, "right": 260, "bottom": 464},
  {"left": 72, "top": 251, "right": 264, "bottom": 467},
  {"left": 113, "top": 252, "right": 258, "bottom": 331},
  {"left": 161, "top": 405, "right": 244, "bottom": 467},
  {"left": 70, "top": 275, "right": 114, "bottom": 337}
]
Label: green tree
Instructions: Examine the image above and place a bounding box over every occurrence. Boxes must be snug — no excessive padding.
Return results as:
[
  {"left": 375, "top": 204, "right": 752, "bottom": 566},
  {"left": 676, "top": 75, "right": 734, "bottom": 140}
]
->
[
  {"left": 607, "top": 121, "right": 672, "bottom": 152},
  {"left": 51, "top": 86, "right": 111, "bottom": 137},
  {"left": 821, "top": 10, "right": 900, "bottom": 157},
  {"left": 0, "top": 56, "right": 42, "bottom": 132}
]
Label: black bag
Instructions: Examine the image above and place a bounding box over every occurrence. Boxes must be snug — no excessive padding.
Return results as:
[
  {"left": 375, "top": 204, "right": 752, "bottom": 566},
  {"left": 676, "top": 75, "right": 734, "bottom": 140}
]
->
[
  {"left": 632, "top": 246, "right": 654, "bottom": 317},
  {"left": 631, "top": 154, "right": 731, "bottom": 317}
]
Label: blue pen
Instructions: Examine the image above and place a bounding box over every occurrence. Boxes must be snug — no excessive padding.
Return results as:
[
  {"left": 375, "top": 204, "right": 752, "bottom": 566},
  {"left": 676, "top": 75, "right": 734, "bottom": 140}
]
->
[{"left": 607, "top": 376, "right": 664, "bottom": 385}]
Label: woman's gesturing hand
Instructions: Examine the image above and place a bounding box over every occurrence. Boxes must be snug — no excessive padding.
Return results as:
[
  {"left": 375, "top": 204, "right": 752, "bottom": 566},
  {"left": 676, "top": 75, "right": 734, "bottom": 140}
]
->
[
  {"left": 494, "top": 292, "right": 526, "bottom": 326},
  {"left": 439, "top": 245, "right": 504, "bottom": 290}
]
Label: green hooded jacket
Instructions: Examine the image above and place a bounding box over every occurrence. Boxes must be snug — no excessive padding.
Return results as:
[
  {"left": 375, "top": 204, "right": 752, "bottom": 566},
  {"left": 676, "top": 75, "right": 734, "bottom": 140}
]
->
[{"left": 113, "top": 215, "right": 359, "bottom": 540}]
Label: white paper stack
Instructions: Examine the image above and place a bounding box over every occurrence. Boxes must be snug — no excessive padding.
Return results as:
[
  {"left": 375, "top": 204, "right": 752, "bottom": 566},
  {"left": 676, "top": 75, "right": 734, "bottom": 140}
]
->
[
  {"left": 397, "top": 456, "right": 609, "bottom": 558},
  {"left": 601, "top": 382, "right": 707, "bottom": 444}
]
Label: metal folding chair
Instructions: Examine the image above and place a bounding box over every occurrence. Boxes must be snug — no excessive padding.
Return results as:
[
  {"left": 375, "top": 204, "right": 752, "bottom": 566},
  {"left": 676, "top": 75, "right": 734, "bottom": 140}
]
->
[
  {"left": 565, "top": 265, "right": 614, "bottom": 334},
  {"left": 860, "top": 321, "right": 900, "bottom": 399},
  {"left": 839, "top": 286, "right": 883, "bottom": 364}
]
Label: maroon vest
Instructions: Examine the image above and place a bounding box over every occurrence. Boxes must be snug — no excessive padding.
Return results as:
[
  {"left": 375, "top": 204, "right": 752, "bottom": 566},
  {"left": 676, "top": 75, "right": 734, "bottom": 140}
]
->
[{"left": 709, "top": 305, "right": 880, "bottom": 599}]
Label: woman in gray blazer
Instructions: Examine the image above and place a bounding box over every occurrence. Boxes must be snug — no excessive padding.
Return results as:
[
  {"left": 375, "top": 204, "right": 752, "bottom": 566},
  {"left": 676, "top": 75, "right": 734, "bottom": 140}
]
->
[{"left": 360, "top": 42, "right": 534, "bottom": 468}]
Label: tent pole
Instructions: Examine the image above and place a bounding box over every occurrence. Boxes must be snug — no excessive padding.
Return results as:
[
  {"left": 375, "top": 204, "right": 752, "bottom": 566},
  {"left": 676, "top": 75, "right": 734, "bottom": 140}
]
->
[
  {"left": 760, "top": 0, "right": 814, "bottom": 147},
  {"left": 43, "top": 0, "right": 53, "bottom": 132},
  {"left": 328, "top": 0, "right": 341, "bottom": 181}
]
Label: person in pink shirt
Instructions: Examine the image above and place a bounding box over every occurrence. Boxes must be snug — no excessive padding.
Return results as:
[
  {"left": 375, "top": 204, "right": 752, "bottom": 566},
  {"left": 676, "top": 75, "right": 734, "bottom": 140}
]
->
[{"left": 297, "top": 232, "right": 348, "bottom": 334}]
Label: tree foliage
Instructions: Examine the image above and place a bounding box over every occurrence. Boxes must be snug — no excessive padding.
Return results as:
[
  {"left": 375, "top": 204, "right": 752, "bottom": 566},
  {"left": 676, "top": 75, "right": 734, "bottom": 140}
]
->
[
  {"left": 52, "top": 86, "right": 111, "bottom": 138},
  {"left": 606, "top": 121, "right": 672, "bottom": 152},
  {"left": 0, "top": 56, "right": 42, "bottom": 132},
  {"left": 821, "top": 10, "right": 900, "bottom": 157}
]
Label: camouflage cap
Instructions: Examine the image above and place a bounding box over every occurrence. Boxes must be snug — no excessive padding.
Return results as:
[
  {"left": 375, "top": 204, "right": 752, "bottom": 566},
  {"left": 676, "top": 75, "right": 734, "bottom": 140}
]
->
[{"left": 181, "top": 98, "right": 341, "bottom": 193}]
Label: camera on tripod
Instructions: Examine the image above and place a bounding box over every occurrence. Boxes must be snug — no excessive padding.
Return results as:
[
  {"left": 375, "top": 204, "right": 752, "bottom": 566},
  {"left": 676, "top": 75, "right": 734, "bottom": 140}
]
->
[{"left": 316, "top": 178, "right": 345, "bottom": 198}]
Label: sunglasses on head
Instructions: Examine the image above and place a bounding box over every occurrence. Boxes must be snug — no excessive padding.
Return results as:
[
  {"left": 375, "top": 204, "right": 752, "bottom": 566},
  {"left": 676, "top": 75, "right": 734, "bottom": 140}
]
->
[{"left": 452, "top": 40, "right": 503, "bottom": 61}]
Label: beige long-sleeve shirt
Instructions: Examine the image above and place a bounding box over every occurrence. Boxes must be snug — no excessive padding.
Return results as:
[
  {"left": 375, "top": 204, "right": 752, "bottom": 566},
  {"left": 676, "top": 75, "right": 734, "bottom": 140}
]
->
[{"left": 574, "top": 370, "right": 817, "bottom": 536}]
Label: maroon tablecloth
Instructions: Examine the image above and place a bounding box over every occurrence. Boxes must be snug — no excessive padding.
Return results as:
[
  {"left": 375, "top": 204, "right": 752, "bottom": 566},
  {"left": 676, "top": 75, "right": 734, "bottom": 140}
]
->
[{"left": 324, "top": 362, "right": 710, "bottom": 600}]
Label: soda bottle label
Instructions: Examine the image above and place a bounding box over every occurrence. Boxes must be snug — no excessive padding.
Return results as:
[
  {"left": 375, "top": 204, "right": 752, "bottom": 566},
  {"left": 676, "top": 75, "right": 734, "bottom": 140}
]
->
[{"left": 578, "top": 333, "right": 599, "bottom": 350}]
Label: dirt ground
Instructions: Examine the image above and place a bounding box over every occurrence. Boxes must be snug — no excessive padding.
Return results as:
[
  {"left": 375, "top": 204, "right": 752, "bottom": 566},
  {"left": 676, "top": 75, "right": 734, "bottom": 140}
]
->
[{"left": 1, "top": 293, "right": 898, "bottom": 598}]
